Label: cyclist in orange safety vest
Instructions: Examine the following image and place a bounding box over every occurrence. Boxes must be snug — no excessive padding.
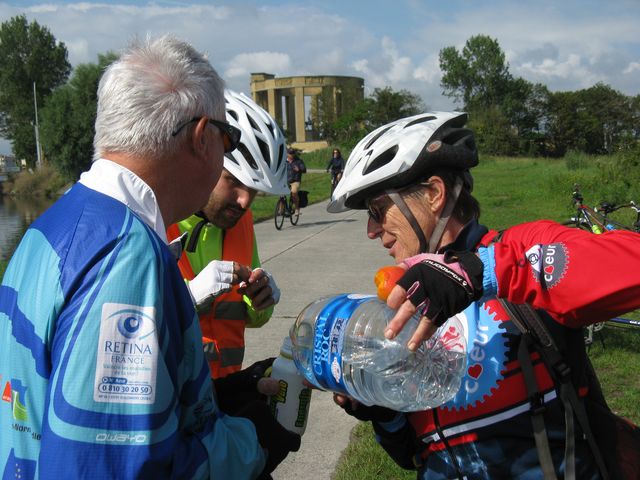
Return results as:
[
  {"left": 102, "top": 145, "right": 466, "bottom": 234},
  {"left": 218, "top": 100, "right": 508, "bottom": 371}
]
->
[{"left": 167, "top": 89, "right": 289, "bottom": 379}]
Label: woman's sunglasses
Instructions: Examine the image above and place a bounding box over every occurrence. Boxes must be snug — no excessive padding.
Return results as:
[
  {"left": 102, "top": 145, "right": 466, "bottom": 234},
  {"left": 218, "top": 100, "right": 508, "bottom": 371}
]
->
[{"left": 366, "top": 182, "right": 431, "bottom": 224}]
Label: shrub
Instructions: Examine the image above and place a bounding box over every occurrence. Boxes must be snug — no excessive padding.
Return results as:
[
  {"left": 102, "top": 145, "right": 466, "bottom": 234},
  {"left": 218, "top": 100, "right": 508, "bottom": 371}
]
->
[{"left": 9, "top": 165, "right": 68, "bottom": 198}]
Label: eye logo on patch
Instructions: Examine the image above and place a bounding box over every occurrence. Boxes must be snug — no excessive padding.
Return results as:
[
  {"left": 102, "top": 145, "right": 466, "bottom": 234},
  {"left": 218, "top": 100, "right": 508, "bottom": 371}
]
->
[
  {"left": 106, "top": 307, "right": 156, "bottom": 341},
  {"left": 525, "top": 243, "right": 569, "bottom": 289},
  {"left": 118, "top": 316, "right": 142, "bottom": 338}
]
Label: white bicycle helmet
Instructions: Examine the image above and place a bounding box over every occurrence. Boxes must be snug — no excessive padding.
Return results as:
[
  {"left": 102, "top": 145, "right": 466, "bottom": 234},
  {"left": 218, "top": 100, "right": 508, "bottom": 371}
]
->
[
  {"left": 328, "top": 112, "right": 477, "bottom": 212},
  {"left": 328, "top": 112, "right": 478, "bottom": 253},
  {"left": 224, "top": 89, "right": 289, "bottom": 195}
]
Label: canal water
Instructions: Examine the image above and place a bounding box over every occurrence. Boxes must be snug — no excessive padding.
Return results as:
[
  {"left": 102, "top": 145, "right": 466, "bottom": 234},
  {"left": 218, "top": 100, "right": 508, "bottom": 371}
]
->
[{"left": 0, "top": 195, "right": 55, "bottom": 266}]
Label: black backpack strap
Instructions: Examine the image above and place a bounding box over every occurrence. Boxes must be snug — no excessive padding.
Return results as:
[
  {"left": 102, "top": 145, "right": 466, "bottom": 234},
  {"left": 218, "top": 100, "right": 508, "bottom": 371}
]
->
[
  {"left": 517, "top": 332, "right": 558, "bottom": 480},
  {"left": 498, "top": 299, "right": 610, "bottom": 480}
]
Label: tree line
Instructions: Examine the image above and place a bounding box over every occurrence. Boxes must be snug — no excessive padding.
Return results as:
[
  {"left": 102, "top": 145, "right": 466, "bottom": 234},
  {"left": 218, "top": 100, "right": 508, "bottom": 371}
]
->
[
  {"left": 439, "top": 35, "right": 640, "bottom": 157},
  {"left": 1, "top": 16, "right": 638, "bottom": 182}
]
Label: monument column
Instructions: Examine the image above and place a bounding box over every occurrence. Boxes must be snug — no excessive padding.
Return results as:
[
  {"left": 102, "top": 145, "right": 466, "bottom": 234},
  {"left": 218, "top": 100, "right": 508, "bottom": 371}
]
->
[
  {"left": 294, "top": 86, "right": 305, "bottom": 143},
  {"left": 267, "top": 88, "right": 277, "bottom": 120}
]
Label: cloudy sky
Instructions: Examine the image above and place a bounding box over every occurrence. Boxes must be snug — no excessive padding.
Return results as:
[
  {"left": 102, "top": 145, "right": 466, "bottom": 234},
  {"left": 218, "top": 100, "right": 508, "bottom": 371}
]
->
[{"left": 1, "top": 0, "right": 639, "bottom": 155}]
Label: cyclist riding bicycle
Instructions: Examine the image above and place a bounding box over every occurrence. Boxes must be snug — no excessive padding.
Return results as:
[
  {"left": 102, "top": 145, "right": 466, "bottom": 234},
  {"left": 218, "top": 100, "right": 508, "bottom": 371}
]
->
[
  {"left": 286, "top": 148, "right": 306, "bottom": 214},
  {"left": 326, "top": 147, "right": 345, "bottom": 192},
  {"left": 327, "top": 112, "right": 640, "bottom": 479}
]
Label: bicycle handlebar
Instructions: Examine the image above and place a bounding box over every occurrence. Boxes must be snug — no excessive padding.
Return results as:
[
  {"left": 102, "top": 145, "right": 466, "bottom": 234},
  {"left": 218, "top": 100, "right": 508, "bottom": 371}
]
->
[{"left": 597, "top": 200, "right": 640, "bottom": 215}]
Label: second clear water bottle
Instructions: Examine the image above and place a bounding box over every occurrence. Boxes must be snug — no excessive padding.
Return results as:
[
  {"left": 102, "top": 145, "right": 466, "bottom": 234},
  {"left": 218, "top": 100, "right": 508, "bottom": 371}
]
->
[{"left": 289, "top": 294, "right": 467, "bottom": 412}]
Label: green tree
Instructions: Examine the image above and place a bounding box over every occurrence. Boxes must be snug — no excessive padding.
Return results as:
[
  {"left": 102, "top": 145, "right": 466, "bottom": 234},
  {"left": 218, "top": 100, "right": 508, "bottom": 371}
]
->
[
  {"left": 40, "top": 52, "right": 118, "bottom": 180},
  {"left": 439, "top": 35, "right": 512, "bottom": 110},
  {"left": 579, "top": 83, "right": 633, "bottom": 153},
  {"left": 326, "top": 98, "right": 374, "bottom": 147},
  {"left": 367, "top": 87, "right": 423, "bottom": 126},
  {"left": 313, "top": 83, "right": 366, "bottom": 142},
  {"left": 467, "top": 106, "right": 519, "bottom": 156},
  {"left": 547, "top": 84, "right": 635, "bottom": 155},
  {"left": 0, "top": 15, "right": 71, "bottom": 165},
  {"left": 501, "top": 79, "right": 552, "bottom": 155},
  {"left": 321, "top": 86, "right": 422, "bottom": 146}
]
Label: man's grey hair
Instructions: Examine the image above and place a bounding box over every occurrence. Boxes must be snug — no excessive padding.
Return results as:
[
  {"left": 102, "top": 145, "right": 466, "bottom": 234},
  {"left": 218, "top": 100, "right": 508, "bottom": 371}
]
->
[{"left": 93, "top": 35, "right": 225, "bottom": 161}]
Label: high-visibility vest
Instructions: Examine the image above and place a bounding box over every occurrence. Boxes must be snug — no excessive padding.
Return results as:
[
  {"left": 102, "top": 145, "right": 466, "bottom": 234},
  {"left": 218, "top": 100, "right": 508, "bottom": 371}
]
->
[{"left": 167, "top": 211, "right": 254, "bottom": 378}]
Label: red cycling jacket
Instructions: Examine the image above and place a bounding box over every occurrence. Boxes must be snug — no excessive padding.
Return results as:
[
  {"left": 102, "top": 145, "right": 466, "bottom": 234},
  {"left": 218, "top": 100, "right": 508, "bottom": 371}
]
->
[
  {"left": 489, "top": 220, "right": 640, "bottom": 328},
  {"left": 382, "top": 220, "right": 640, "bottom": 478}
]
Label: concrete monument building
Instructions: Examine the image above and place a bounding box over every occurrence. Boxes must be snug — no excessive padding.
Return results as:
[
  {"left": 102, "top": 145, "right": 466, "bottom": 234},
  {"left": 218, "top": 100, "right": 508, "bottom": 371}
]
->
[{"left": 250, "top": 73, "right": 364, "bottom": 151}]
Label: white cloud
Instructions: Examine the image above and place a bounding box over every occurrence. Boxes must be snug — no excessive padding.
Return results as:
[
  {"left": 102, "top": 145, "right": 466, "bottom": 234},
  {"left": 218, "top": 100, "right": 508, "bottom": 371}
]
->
[
  {"left": 516, "top": 53, "right": 599, "bottom": 89},
  {"left": 0, "top": 0, "right": 636, "bottom": 121},
  {"left": 624, "top": 62, "right": 640, "bottom": 74},
  {"left": 413, "top": 55, "right": 441, "bottom": 84},
  {"left": 352, "top": 36, "right": 416, "bottom": 87},
  {"left": 225, "top": 52, "right": 291, "bottom": 79}
]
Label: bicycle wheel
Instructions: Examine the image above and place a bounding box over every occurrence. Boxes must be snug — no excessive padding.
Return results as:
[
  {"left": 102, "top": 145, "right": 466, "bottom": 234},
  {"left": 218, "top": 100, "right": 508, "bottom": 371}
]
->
[
  {"left": 289, "top": 197, "right": 300, "bottom": 225},
  {"left": 274, "top": 197, "right": 286, "bottom": 230}
]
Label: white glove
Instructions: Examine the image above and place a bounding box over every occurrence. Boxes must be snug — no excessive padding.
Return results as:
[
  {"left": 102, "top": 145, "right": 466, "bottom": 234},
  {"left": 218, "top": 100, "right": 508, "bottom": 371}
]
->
[{"left": 187, "top": 260, "right": 234, "bottom": 309}]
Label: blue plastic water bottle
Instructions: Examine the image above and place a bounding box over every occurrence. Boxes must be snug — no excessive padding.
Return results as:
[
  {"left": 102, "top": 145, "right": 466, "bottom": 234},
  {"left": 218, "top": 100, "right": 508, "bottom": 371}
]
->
[{"left": 289, "top": 294, "right": 466, "bottom": 412}]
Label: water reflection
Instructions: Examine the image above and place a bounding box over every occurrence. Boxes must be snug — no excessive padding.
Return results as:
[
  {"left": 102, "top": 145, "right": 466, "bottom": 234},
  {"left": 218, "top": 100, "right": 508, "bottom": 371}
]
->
[{"left": 0, "top": 196, "right": 56, "bottom": 262}]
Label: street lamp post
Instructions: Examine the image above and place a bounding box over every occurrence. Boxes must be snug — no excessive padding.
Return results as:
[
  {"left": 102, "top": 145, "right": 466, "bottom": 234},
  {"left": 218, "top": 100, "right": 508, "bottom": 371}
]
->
[{"left": 33, "top": 81, "right": 43, "bottom": 169}]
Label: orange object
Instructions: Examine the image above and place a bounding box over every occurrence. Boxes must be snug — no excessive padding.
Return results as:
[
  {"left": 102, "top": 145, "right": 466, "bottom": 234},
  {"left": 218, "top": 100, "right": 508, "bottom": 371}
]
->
[{"left": 374, "top": 265, "right": 406, "bottom": 301}]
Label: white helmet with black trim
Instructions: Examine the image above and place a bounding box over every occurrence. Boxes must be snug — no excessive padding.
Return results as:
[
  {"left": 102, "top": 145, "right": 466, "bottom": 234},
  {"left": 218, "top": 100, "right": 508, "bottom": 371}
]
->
[
  {"left": 327, "top": 112, "right": 477, "bottom": 213},
  {"left": 224, "top": 89, "right": 289, "bottom": 195}
]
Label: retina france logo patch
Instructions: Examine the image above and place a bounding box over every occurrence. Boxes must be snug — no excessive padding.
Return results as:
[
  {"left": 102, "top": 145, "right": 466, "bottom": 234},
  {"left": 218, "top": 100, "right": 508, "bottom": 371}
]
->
[
  {"left": 94, "top": 303, "right": 158, "bottom": 405},
  {"left": 525, "top": 243, "right": 569, "bottom": 289}
]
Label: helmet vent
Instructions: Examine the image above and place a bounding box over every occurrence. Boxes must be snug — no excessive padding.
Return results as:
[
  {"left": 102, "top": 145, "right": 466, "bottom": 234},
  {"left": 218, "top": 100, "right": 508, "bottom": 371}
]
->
[
  {"left": 237, "top": 143, "right": 259, "bottom": 170},
  {"left": 267, "top": 120, "right": 279, "bottom": 138},
  {"left": 224, "top": 152, "right": 239, "bottom": 166},
  {"left": 257, "top": 138, "right": 271, "bottom": 167},
  {"left": 405, "top": 115, "right": 436, "bottom": 128},
  {"left": 228, "top": 110, "right": 239, "bottom": 122},
  {"left": 276, "top": 144, "right": 284, "bottom": 170},
  {"left": 247, "top": 114, "right": 260, "bottom": 132},
  {"left": 364, "top": 125, "right": 393, "bottom": 150},
  {"left": 363, "top": 145, "right": 399, "bottom": 175}
]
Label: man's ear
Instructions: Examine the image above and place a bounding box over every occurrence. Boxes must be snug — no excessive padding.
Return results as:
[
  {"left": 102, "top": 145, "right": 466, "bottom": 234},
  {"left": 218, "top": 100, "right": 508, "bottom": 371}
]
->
[
  {"left": 425, "top": 176, "right": 446, "bottom": 214},
  {"left": 191, "top": 117, "right": 209, "bottom": 156}
]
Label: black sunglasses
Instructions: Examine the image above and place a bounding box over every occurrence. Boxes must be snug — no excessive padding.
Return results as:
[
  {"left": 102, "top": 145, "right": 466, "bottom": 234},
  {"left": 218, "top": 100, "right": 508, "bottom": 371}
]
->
[
  {"left": 366, "top": 195, "right": 392, "bottom": 224},
  {"left": 366, "top": 182, "right": 430, "bottom": 223},
  {"left": 171, "top": 117, "right": 241, "bottom": 153}
]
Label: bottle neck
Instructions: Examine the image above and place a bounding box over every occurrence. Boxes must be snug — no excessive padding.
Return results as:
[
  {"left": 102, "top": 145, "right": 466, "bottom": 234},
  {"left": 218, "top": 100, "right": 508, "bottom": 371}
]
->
[{"left": 280, "top": 350, "right": 293, "bottom": 360}]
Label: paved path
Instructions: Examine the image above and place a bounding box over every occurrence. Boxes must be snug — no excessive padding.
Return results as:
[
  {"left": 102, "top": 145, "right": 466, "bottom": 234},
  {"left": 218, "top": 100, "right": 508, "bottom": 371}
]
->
[{"left": 243, "top": 198, "right": 391, "bottom": 479}]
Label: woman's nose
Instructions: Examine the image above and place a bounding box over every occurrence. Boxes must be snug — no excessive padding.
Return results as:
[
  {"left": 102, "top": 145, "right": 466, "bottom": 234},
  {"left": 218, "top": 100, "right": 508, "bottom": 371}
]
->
[{"left": 367, "top": 216, "right": 383, "bottom": 239}]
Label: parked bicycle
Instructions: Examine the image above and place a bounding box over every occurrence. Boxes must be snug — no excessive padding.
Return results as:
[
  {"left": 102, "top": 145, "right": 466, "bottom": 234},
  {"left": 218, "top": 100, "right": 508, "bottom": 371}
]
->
[
  {"left": 564, "top": 184, "right": 640, "bottom": 234},
  {"left": 562, "top": 184, "right": 608, "bottom": 233},
  {"left": 274, "top": 193, "right": 299, "bottom": 230},
  {"left": 596, "top": 200, "right": 640, "bottom": 233},
  {"left": 562, "top": 184, "right": 640, "bottom": 346}
]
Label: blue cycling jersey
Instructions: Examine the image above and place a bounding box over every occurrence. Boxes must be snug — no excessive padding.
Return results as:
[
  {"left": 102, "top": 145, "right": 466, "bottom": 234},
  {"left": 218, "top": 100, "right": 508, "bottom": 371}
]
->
[{"left": 0, "top": 180, "right": 265, "bottom": 479}]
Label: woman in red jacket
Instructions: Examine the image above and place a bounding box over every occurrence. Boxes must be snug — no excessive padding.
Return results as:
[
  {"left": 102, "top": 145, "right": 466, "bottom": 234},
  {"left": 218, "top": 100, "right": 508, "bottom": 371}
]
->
[{"left": 327, "top": 112, "right": 640, "bottom": 479}]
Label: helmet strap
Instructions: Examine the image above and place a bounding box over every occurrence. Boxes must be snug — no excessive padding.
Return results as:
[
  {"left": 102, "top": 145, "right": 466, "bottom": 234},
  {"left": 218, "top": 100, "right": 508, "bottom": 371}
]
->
[
  {"left": 386, "top": 191, "right": 429, "bottom": 254},
  {"left": 386, "top": 175, "right": 464, "bottom": 254},
  {"left": 427, "top": 176, "right": 463, "bottom": 253}
]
